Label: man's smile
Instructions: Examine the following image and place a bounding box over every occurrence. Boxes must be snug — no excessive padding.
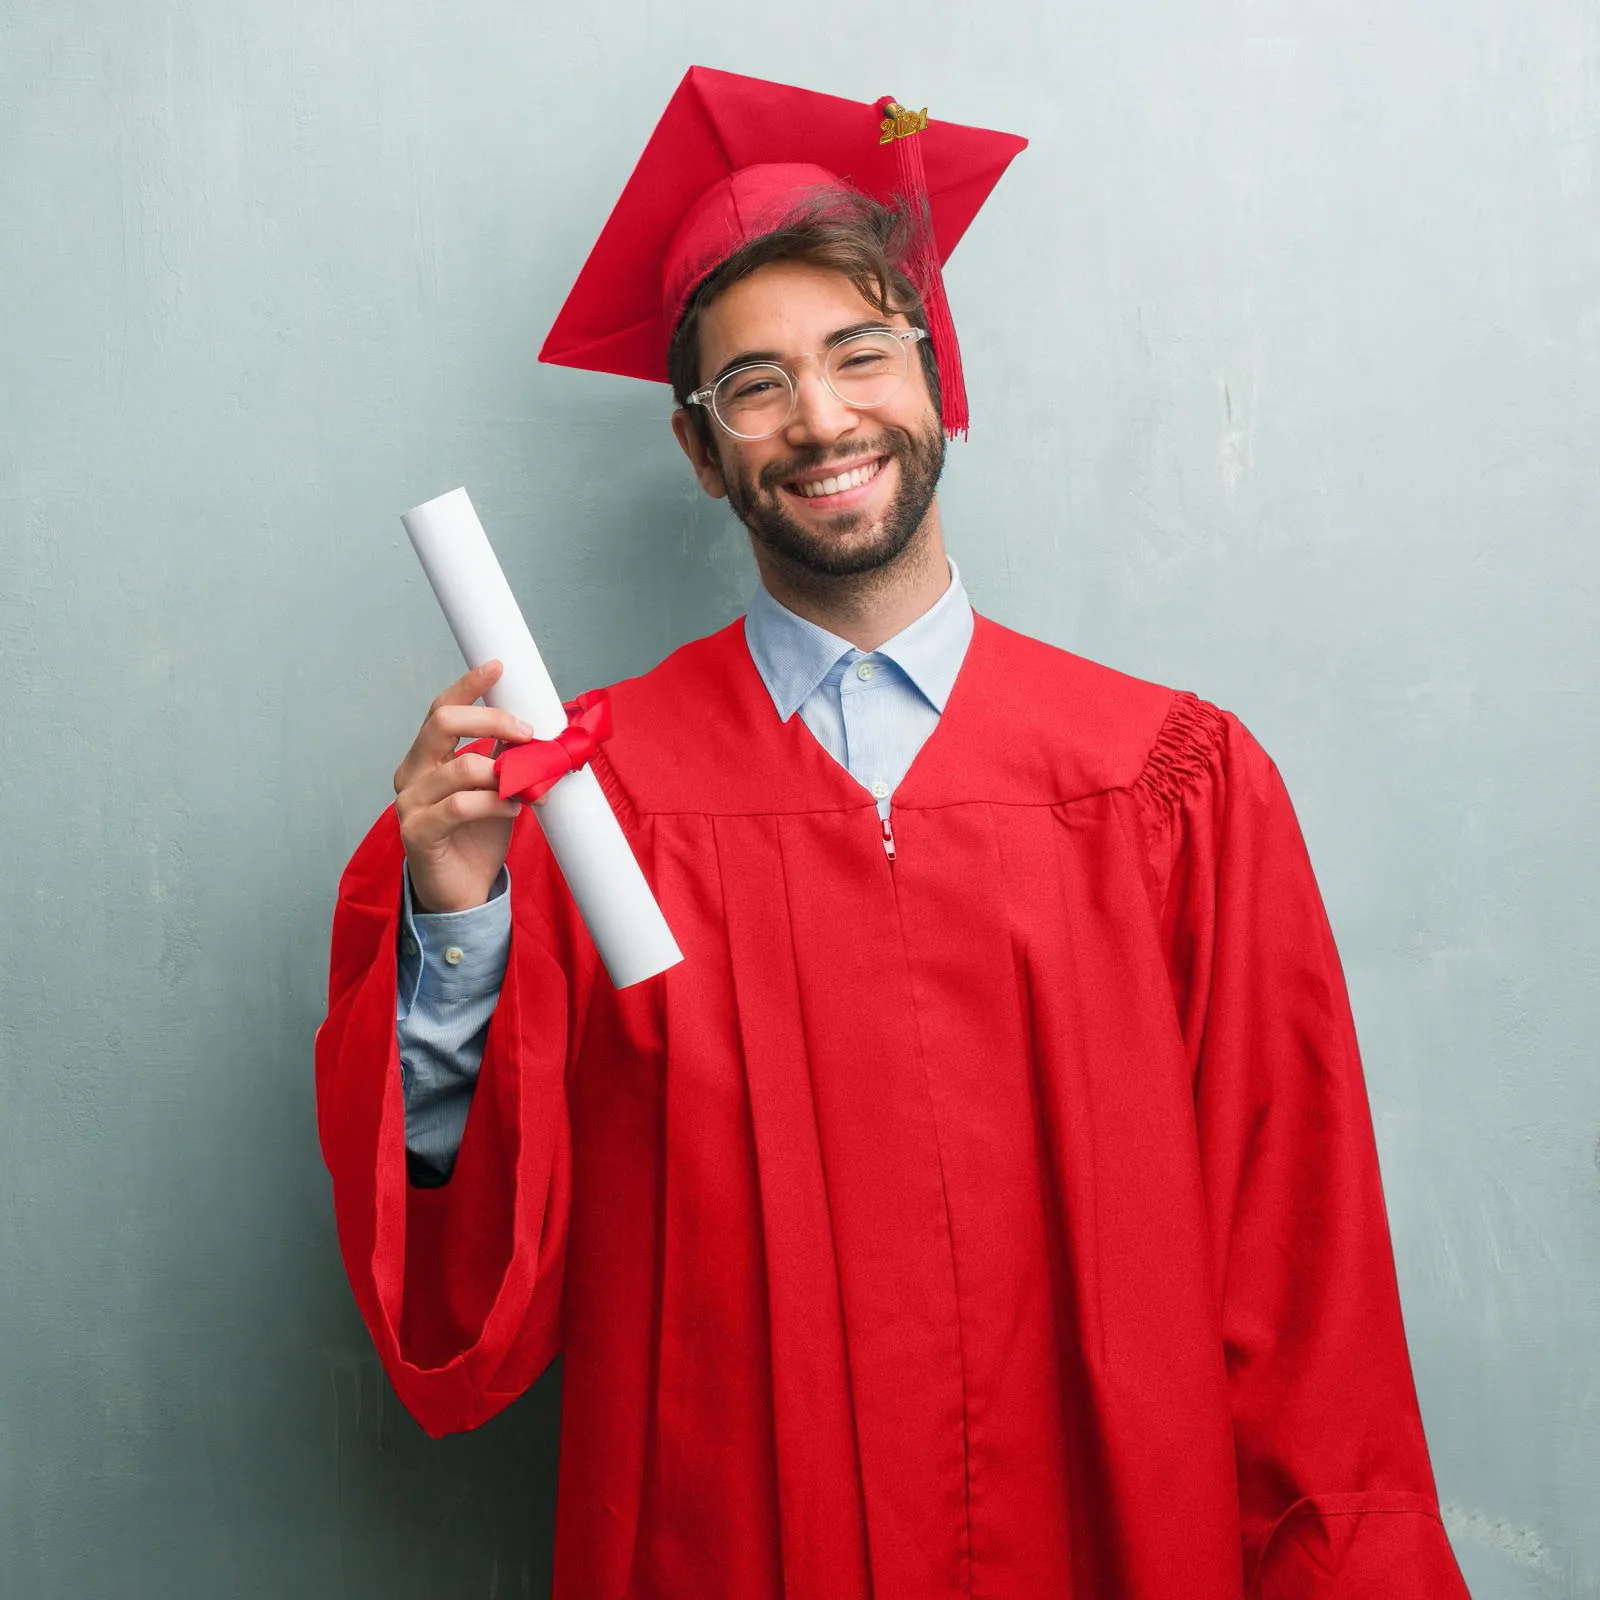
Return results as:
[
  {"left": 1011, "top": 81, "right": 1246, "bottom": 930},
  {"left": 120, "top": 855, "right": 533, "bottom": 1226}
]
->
[{"left": 777, "top": 454, "right": 890, "bottom": 510}]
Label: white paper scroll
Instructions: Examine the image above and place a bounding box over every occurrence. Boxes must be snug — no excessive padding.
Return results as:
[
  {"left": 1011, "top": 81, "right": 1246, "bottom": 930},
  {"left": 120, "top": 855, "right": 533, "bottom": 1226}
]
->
[{"left": 400, "top": 486, "right": 683, "bottom": 989}]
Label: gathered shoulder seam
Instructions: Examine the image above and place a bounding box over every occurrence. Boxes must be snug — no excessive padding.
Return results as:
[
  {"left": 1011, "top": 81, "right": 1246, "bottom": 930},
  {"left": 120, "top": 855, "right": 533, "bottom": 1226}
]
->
[
  {"left": 1132, "top": 689, "right": 1228, "bottom": 819},
  {"left": 589, "top": 745, "right": 638, "bottom": 834}
]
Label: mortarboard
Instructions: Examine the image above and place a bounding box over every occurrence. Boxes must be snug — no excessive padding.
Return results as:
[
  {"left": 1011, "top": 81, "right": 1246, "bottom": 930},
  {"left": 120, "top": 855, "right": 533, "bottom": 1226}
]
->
[{"left": 538, "top": 66, "right": 1028, "bottom": 438}]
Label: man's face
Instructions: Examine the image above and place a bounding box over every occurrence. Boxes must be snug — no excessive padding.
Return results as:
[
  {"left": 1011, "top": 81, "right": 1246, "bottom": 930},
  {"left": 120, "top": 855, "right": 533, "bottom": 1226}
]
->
[{"left": 677, "top": 260, "right": 945, "bottom": 579}]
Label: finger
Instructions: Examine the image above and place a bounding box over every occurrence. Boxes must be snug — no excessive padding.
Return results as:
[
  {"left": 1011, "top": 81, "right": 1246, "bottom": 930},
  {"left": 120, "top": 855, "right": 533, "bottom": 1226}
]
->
[
  {"left": 415, "top": 661, "right": 506, "bottom": 753},
  {"left": 431, "top": 702, "right": 535, "bottom": 749},
  {"left": 395, "top": 663, "right": 499, "bottom": 791},
  {"left": 402, "top": 786, "right": 523, "bottom": 847},
  {"left": 439, "top": 659, "right": 502, "bottom": 707},
  {"left": 396, "top": 697, "right": 532, "bottom": 792},
  {"left": 400, "top": 752, "right": 503, "bottom": 814}
]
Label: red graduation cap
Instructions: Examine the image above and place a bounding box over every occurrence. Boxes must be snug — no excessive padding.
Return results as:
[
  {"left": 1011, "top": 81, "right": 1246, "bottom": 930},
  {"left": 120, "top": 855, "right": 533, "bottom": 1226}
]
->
[{"left": 537, "top": 65, "right": 1028, "bottom": 438}]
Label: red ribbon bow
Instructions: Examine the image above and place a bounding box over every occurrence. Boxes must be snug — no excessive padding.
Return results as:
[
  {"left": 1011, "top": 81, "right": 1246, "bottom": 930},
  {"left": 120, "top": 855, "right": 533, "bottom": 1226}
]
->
[{"left": 493, "top": 689, "right": 613, "bottom": 803}]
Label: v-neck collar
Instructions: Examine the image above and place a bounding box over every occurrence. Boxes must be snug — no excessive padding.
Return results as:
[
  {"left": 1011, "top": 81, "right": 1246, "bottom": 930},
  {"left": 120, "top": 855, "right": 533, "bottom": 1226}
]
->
[
  {"left": 743, "top": 558, "right": 975, "bottom": 722},
  {"left": 726, "top": 607, "right": 995, "bottom": 814}
]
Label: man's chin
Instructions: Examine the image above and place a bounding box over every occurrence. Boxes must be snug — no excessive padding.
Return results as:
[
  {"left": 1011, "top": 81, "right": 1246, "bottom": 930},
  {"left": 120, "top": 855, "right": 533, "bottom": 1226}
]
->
[{"left": 747, "top": 502, "right": 913, "bottom": 579}]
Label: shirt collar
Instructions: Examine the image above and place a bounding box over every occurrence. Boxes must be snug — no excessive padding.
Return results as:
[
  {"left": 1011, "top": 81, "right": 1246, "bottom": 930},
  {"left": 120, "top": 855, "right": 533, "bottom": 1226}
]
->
[{"left": 743, "top": 556, "right": 975, "bottom": 721}]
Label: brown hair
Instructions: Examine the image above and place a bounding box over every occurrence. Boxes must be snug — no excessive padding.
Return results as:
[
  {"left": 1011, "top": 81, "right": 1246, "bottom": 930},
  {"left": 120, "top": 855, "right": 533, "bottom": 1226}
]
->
[{"left": 666, "top": 187, "right": 943, "bottom": 451}]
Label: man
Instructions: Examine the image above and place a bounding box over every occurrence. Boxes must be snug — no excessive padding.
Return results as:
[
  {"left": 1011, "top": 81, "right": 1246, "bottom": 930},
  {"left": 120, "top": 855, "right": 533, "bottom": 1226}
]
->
[{"left": 317, "top": 66, "right": 1469, "bottom": 1598}]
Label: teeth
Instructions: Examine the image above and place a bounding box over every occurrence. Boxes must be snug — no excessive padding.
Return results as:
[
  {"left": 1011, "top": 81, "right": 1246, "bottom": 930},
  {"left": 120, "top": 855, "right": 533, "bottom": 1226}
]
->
[{"left": 793, "top": 459, "right": 882, "bottom": 499}]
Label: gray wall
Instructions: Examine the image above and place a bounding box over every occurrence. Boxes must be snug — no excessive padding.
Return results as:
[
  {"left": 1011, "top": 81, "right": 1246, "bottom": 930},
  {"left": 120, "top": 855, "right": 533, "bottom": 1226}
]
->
[{"left": 2, "top": 1, "right": 1595, "bottom": 1594}]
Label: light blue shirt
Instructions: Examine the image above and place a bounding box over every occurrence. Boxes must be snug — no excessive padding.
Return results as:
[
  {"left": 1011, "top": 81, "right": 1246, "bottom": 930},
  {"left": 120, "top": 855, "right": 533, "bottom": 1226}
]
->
[
  {"left": 742, "top": 557, "right": 974, "bottom": 819},
  {"left": 397, "top": 560, "right": 975, "bottom": 1183}
]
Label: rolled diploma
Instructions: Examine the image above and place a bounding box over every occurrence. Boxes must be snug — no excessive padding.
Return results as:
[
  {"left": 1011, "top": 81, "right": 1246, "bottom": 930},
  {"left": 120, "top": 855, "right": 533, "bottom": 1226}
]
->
[{"left": 400, "top": 486, "right": 683, "bottom": 989}]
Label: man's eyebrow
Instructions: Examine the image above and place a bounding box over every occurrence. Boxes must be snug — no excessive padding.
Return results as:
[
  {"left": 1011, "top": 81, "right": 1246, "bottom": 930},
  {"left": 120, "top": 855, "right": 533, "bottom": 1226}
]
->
[
  {"left": 708, "top": 348, "right": 783, "bottom": 385},
  {"left": 824, "top": 320, "right": 895, "bottom": 347},
  {"left": 707, "top": 322, "right": 895, "bottom": 386}
]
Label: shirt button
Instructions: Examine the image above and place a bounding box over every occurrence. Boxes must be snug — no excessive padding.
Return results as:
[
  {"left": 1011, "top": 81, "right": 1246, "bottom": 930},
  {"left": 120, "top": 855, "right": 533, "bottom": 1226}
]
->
[
  {"left": 443, "top": 945, "right": 464, "bottom": 966},
  {"left": 404, "top": 937, "right": 420, "bottom": 957},
  {"left": 855, "top": 660, "right": 875, "bottom": 681},
  {"left": 871, "top": 779, "right": 890, "bottom": 800}
]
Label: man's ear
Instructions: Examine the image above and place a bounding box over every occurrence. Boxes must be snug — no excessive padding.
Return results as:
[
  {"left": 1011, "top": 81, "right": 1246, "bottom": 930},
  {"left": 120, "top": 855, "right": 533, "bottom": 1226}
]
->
[{"left": 671, "top": 409, "right": 728, "bottom": 500}]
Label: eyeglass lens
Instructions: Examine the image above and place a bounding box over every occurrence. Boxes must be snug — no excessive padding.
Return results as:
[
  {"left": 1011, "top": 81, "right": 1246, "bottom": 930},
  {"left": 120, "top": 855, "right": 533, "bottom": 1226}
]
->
[{"left": 713, "top": 331, "right": 909, "bottom": 439}]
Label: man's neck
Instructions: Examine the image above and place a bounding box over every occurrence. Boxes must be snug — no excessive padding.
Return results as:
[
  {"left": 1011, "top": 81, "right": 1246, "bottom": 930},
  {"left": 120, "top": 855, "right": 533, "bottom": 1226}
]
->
[{"left": 751, "top": 511, "right": 951, "bottom": 653}]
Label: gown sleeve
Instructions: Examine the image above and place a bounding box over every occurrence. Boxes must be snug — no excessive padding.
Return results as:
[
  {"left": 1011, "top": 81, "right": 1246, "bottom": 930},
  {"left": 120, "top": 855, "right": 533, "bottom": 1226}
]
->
[
  {"left": 314, "top": 751, "right": 598, "bottom": 1438},
  {"left": 1139, "top": 695, "right": 1470, "bottom": 1598}
]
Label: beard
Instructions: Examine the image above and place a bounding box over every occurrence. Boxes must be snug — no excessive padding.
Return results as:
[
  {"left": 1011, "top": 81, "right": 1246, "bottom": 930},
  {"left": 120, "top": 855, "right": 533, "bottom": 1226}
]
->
[{"left": 718, "top": 415, "right": 947, "bottom": 579}]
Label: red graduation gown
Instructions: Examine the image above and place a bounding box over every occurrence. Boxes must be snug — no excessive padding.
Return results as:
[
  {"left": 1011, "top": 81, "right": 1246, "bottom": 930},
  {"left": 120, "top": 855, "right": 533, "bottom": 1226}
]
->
[{"left": 316, "top": 614, "right": 1468, "bottom": 1599}]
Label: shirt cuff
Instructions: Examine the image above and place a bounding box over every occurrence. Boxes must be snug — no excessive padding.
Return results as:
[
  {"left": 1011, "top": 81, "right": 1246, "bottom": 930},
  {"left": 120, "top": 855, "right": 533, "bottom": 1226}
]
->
[{"left": 397, "top": 863, "right": 512, "bottom": 1015}]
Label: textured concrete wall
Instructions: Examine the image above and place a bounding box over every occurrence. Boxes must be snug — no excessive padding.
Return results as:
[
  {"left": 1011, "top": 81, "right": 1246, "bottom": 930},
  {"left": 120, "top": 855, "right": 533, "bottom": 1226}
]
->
[{"left": 2, "top": 1, "right": 1595, "bottom": 1593}]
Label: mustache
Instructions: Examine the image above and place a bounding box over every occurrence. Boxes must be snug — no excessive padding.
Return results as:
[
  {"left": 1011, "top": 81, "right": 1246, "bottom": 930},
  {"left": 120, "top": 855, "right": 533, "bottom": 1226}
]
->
[{"left": 758, "top": 433, "right": 905, "bottom": 491}]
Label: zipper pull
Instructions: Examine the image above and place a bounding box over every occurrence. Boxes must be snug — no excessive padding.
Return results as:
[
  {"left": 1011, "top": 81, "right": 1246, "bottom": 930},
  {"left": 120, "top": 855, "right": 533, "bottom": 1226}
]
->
[{"left": 880, "top": 816, "right": 897, "bottom": 863}]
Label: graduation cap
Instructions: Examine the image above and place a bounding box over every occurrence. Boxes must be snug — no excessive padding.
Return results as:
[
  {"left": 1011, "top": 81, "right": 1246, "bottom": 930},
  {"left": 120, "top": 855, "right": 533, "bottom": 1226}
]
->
[{"left": 537, "top": 65, "right": 1028, "bottom": 438}]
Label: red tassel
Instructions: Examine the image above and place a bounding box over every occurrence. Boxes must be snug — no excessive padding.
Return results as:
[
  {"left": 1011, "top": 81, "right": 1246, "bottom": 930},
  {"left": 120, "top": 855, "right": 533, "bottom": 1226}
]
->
[{"left": 876, "top": 96, "right": 969, "bottom": 440}]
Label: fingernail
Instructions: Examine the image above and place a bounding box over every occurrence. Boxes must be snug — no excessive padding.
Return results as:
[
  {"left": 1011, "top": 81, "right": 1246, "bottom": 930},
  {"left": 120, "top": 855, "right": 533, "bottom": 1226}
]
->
[{"left": 513, "top": 720, "right": 534, "bottom": 739}]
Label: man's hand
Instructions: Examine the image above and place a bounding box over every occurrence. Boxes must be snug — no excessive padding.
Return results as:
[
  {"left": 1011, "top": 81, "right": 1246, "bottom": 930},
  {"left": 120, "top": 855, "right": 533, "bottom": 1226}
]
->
[{"left": 393, "top": 661, "right": 538, "bottom": 914}]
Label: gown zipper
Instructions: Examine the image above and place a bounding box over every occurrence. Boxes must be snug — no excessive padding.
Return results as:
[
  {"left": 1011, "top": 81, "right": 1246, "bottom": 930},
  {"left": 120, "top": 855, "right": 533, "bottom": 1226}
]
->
[{"left": 880, "top": 813, "right": 897, "bottom": 863}]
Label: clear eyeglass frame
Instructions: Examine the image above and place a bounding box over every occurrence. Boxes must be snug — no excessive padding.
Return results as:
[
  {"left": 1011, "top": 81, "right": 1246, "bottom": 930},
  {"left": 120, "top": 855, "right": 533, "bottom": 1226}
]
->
[{"left": 686, "top": 326, "right": 930, "bottom": 441}]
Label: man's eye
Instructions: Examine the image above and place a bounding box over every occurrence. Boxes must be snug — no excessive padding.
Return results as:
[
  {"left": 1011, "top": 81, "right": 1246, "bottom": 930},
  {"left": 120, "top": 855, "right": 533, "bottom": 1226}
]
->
[
  {"left": 729, "top": 378, "right": 780, "bottom": 400},
  {"left": 839, "top": 352, "right": 891, "bottom": 371}
]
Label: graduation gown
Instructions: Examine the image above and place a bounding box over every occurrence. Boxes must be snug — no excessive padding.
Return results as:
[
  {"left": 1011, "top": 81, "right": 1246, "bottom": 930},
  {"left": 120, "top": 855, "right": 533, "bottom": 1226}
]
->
[{"left": 316, "top": 614, "right": 1469, "bottom": 1599}]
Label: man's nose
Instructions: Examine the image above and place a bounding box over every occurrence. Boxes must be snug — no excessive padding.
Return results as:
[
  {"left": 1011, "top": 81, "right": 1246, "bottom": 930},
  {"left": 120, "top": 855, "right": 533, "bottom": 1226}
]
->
[{"left": 783, "top": 362, "right": 858, "bottom": 446}]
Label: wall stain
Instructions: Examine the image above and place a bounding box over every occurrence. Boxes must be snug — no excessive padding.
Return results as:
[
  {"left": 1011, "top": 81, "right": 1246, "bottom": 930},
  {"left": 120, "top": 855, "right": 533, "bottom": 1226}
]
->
[{"left": 1442, "top": 1503, "right": 1584, "bottom": 1588}]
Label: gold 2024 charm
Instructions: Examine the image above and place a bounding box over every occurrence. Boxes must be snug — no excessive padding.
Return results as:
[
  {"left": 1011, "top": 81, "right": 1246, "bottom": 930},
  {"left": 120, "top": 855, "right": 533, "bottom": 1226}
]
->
[{"left": 879, "top": 102, "right": 929, "bottom": 144}]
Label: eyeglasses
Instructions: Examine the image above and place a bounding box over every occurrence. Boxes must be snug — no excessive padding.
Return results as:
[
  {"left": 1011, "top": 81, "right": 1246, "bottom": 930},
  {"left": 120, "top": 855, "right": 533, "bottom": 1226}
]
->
[{"left": 686, "top": 327, "right": 930, "bottom": 441}]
